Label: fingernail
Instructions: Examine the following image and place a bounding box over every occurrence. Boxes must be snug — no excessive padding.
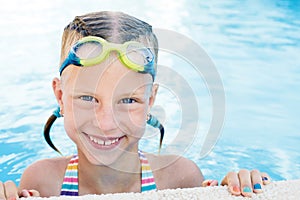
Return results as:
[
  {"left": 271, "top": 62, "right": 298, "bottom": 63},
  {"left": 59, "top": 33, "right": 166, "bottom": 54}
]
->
[
  {"left": 22, "top": 189, "right": 29, "bottom": 197},
  {"left": 232, "top": 185, "right": 240, "bottom": 193},
  {"left": 262, "top": 176, "right": 268, "bottom": 181},
  {"left": 254, "top": 183, "right": 262, "bottom": 190},
  {"left": 29, "top": 191, "right": 33, "bottom": 196},
  {"left": 243, "top": 186, "right": 252, "bottom": 193}
]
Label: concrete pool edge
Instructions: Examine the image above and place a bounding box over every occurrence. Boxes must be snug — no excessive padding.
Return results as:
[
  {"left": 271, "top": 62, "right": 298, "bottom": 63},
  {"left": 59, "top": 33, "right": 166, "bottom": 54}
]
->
[{"left": 24, "top": 179, "right": 300, "bottom": 199}]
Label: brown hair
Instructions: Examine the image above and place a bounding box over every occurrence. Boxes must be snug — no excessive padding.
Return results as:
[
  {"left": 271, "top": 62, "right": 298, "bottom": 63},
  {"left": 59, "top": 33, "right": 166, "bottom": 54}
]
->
[{"left": 60, "top": 11, "right": 158, "bottom": 66}]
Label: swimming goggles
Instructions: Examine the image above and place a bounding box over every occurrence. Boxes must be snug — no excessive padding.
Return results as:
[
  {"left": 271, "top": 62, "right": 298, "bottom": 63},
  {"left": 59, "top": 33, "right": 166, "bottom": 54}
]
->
[{"left": 59, "top": 36, "right": 156, "bottom": 80}]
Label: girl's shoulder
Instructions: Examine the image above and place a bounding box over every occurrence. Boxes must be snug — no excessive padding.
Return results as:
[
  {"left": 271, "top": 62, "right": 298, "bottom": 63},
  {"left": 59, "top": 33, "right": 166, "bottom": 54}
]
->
[
  {"left": 19, "top": 156, "right": 73, "bottom": 197},
  {"left": 145, "top": 153, "right": 204, "bottom": 189}
]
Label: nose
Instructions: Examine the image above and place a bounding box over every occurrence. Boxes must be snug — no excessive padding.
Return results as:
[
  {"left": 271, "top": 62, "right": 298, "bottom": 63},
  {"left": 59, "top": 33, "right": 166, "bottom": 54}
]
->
[{"left": 93, "top": 106, "right": 118, "bottom": 131}]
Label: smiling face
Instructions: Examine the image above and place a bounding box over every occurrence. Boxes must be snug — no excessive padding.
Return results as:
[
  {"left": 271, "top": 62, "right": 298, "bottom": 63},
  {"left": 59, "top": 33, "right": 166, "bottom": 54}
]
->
[{"left": 53, "top": 52, "right": 157, "bottom": 166}]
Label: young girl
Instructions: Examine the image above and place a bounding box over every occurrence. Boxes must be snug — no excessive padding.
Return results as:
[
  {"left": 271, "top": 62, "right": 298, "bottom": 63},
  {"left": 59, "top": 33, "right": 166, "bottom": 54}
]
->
[{"left": 0, "top": 11, "right": 270, "bottom": 199}]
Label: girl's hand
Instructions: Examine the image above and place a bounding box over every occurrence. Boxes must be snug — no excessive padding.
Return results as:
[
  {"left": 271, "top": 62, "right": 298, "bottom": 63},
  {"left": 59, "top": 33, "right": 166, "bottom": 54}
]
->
[
  {"left": 0, "top": 180, "right": 40, "bottom": 199},
  {"left": 20, "top": 189, "right": 40, "bottom": 198},
  {"left": 0, "top": 180, "right": 18, "bottom": 200},
  {"left": 202, "top": 179, "right": 219, "bottom": 187},
  {"left": 221, "top": 169, "right": 271, "bottom": 197}
]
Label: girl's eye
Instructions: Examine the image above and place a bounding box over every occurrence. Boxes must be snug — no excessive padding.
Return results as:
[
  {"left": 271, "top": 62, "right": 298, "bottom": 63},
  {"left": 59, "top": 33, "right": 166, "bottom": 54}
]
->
[
  {"left": 120, "top": 98, "right": 137, "bottom": 104},
  {"left": 80, "top": 95, "right": 98, "bottom": 103}
]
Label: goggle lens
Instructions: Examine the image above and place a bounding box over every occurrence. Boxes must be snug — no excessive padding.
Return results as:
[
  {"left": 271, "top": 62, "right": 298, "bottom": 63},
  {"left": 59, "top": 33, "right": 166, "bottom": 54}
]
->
[
  {"left": 74, "top": 41, "right": 103, "bottom": 60},
  {"left": 126, "top": 44, "right": 154, "bottom": 66}
]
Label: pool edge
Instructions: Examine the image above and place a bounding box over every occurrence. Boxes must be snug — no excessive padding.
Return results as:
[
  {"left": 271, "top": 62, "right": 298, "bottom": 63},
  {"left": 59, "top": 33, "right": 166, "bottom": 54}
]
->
[{"left": 25, "top": 179, "right": 300, "bottom": 199}]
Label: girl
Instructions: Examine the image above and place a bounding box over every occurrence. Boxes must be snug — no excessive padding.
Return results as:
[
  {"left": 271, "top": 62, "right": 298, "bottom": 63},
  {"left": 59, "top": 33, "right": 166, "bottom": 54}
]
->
[{"left": 0, "top": 11, "right": 270, "bottom": 199}]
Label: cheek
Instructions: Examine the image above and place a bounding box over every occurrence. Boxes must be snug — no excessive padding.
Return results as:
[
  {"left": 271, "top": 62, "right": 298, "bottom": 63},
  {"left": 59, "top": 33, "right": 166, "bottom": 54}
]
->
[
  {"left": 63, "top": 116, "right": 78, "bottom": 143},
  {"left": 62, "top": 99, "right": 93, "bottom": 139},
  {"left": 131, "top": 110, "right": 147, "bottom": 127},
  {"left": 118, "top": 106, "right": 148, "bottom": 135}
]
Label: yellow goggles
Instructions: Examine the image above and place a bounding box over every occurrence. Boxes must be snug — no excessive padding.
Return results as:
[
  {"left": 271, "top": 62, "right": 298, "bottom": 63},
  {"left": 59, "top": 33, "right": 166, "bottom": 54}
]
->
[{"left": 59, "top": 36, "right": 156, "bottom": 80}]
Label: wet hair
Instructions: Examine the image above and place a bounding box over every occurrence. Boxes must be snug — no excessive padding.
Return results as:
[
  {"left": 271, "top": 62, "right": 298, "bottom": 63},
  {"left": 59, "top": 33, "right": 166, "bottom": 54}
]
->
[
  {"left": 60, "top": 11, "right": 158, "bottom": 66},
  {"left": 44, "top": 11, "right": 164, "bottom": 154}
]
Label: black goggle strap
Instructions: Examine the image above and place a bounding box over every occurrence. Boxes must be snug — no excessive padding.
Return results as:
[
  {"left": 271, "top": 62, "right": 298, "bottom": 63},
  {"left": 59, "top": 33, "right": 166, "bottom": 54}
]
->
[{"left": 146, "top": 113, "right": 165, "bottom": 153}]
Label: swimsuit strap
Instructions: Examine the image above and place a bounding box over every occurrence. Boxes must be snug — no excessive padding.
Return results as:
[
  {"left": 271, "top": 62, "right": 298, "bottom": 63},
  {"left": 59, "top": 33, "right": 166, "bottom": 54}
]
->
[
  {"left": 60, "top": 151, "right": 157, "bottom": 196},
  {"left": 60, "top": 155, "right": 79, "bottom": 196},
  {"left": 138, "top": 150, "right": 157, "bottom": 192}
]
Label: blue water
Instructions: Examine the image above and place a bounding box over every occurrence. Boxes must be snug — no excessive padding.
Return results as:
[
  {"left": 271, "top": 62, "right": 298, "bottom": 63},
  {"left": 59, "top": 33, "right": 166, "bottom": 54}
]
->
[{"left": 1, "top": 0, "right": 299, "bottom": 184}]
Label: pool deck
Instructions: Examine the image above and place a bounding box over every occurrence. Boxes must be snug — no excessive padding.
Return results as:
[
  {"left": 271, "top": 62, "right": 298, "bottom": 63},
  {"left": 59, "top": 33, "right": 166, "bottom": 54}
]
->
[{"left": 25, "top": 179, "right": 300, "bottom": 199}]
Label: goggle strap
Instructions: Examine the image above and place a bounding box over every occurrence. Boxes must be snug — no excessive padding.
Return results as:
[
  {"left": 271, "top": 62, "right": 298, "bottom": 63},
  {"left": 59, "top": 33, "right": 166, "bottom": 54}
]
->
[{"left": 59, "top": 51, "right": 83, "bottom": 75}]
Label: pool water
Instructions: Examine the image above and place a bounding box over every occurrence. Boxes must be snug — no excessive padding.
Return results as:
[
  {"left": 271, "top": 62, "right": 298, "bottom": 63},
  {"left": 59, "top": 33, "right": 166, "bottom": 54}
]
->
[{"left": 1, "top": 0, "right": 300, "bottom": 184}]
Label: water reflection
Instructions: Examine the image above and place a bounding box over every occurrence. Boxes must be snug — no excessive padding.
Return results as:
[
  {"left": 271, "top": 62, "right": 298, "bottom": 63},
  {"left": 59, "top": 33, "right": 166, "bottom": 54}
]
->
[{"left": 0, "top": 0, "right": 299, "bottom": 183}]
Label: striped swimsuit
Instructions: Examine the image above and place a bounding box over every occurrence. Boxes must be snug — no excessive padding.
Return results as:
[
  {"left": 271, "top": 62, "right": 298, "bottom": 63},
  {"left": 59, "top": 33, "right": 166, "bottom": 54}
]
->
[{"left": 60, "top": 150, "right": 157, "bottom": 196}]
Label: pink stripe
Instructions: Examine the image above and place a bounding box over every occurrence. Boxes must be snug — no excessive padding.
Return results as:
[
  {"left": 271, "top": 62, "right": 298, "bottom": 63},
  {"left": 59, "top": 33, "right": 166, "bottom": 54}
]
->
[
  {"left": 142, "top": 177, "right": 155, "bottom": 184},
  {"left": 140, "top": 159, "right": 148, "bottom": 164},
  {"left": 63, "top": 177, "right": 78, "bottom": 182},
  {"left": 70, "top": 158, "right": 79, "bottom": 164}
]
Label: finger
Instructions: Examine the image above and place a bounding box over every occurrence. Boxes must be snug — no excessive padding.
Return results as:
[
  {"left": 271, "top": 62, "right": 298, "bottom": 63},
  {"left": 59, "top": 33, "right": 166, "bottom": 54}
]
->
[
  {"left": 202, "top": 180, "right": 210, "bottom": 187},
  {"left": 238, "top": 169, "right": 252, "bottom": 197},
  {"left": 28, "top": 189, "right": 40, "bottom": 197},
  {"left": 222, "top": 171, "right": 241, "bottom": 196},
  {"left": 4, "top": 181, "right": 18, "bottom": 200},
  {"left": 220, "top": 172, "right": 231, "bottom": 185},
  {"left": 209, "top": 180, "right": 218, "bottom": 186},
  {"left": 261, "top": 172, "right": 271, "bottom": 185},
  {"left": 19, "top": 189, "right": 40, "bottom": 197},
  {"left": 251, "top": 169, "right": 263, "bottom": 193},
  {"left": 20, "top": 189, "right": 30, "bottom": 197},
  {"left": 0, "top": 181, "right": 5, "bottom": 199},
  {"left": 202, "top": 180, "right": 218, "bottom": 187}
]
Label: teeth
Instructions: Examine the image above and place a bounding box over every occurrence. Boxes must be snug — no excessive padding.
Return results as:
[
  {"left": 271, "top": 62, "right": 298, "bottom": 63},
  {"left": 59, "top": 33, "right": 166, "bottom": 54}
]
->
[
  {"left": 89, "top": 136, "right": 119, "bottom": 146},
  {"left": 105, "top": 140, "right": 112, "bottom": 145}
]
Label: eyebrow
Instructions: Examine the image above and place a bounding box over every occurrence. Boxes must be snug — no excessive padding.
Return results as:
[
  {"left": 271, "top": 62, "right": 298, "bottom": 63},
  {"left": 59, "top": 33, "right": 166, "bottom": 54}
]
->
[{"left": 72, "top": 86, "right": 149, "bottom": 97}]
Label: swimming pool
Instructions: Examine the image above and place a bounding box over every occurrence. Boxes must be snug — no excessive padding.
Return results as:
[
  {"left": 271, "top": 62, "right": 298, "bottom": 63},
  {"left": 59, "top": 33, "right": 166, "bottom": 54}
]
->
[{"left": 0, "top": 0, "right": 299, "bottom": 184}]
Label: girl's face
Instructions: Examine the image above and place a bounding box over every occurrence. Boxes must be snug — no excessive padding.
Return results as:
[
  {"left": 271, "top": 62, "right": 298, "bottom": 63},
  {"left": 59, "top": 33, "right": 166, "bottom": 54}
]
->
[{"left": 53, "top": 53, "right": 157, "bottom": 166}]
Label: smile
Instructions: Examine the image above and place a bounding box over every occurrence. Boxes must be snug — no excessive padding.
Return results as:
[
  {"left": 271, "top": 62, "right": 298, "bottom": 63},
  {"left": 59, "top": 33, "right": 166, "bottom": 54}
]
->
[
  {"left": 89, "top": 135, "right": 118, "bottom": 146},
  {"left": 87, "top": 135, "right": 125, "bottom": 149}
]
